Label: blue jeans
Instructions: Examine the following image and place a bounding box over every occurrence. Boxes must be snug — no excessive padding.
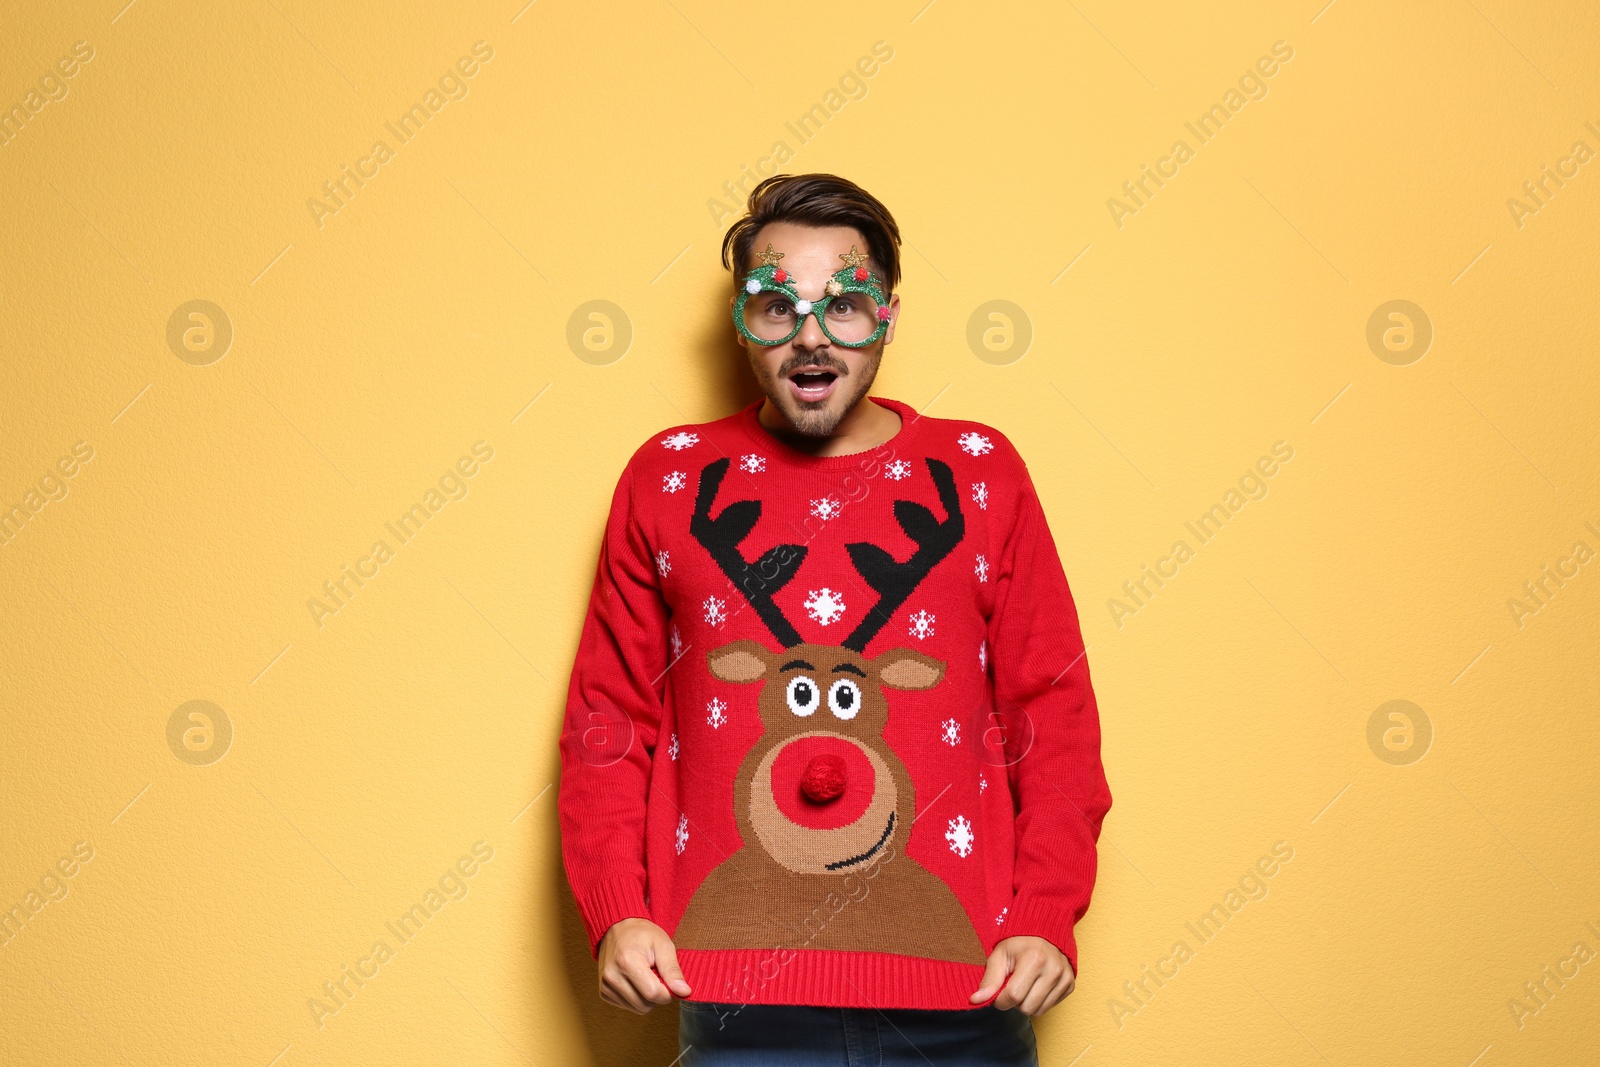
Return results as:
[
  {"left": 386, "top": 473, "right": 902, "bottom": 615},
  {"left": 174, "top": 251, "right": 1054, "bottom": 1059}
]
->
[{"left": 677, "top": 1000, "right": 1038, "bottom": 1066}]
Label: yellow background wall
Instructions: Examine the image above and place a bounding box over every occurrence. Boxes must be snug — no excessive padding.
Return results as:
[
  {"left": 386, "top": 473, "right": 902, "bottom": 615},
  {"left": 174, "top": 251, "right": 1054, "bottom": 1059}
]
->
[{"left": 2, "top": 0, "right": 1596, "bottom": 1063}]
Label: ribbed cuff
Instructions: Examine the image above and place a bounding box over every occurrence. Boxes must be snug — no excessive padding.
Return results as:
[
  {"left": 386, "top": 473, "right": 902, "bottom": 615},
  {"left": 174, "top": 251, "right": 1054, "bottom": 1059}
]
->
[
  {"left": 997, "top": 895, "right": 1081, "bottom": 977},
  {"left": 574, "top": 876, "right": 651, "bottom": 959}
]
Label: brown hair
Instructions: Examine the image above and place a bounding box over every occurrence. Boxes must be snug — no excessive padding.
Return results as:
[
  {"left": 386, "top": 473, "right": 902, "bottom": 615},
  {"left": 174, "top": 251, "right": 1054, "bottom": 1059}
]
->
[{"left": 720, "top": 173, "right": 902, "bottom": 296}]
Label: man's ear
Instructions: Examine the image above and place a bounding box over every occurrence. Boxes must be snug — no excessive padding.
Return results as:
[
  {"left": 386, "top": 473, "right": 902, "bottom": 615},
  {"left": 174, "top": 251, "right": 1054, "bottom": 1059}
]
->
[
  {"left": 874, "top": 648, "right": 944, "bottom": 690},
  {"left": 708, "top": 640, "right": 772, "bottom": 683}
]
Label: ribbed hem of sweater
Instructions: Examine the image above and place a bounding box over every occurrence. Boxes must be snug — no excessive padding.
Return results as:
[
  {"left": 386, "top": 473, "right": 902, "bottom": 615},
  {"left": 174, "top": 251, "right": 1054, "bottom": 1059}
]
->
[{"left": 677, "top": 948, "right": 990, "bottom": 1010}]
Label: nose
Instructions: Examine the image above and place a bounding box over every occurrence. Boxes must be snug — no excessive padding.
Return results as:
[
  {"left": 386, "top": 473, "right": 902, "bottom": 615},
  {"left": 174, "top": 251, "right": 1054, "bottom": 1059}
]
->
[
  {"left": 772, "top": 735, "right": 874, "bottom": 830},
  {"left": 800, "top": 753, "right": 847, "bottom": 802},
  {"left": 794, "top": 296, "right": 829, "bottom": 350}
]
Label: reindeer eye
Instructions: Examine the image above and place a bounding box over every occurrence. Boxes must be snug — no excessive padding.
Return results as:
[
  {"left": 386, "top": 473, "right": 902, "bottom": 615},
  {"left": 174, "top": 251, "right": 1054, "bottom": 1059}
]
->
[
  {"left": 828, "top": 679, "right": 862, "bottom": 720},
  {"left": 786, "top": 675, "right": 820, "bottom": 716}
]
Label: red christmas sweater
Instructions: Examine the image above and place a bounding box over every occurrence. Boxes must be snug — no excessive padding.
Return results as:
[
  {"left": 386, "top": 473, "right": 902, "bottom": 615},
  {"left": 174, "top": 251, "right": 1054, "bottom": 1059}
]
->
[{"left": 558, "top": 394, "right": 1112, "bottom": 1010}]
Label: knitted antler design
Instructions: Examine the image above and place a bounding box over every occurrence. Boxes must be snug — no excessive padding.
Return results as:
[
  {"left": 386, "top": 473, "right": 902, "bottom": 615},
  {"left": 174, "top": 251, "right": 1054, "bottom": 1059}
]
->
[
  {"left": 841, "top": 457, "right": 964, "bottom": 653},
  {"left": 690, "top": 455, "right": 964, "bottom": 653},
  {"left": 691, "top": 457, "right": 808, "bottom": 647}
]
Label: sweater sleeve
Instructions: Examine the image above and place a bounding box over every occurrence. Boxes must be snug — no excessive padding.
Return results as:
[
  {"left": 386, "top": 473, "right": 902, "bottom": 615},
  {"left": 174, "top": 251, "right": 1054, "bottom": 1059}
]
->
[
  {"left": 988, "top": 466, "right": 1113, "bottom": 977},
  {"left": 558, "top": 460, "right": 670, "bottom": 958}
]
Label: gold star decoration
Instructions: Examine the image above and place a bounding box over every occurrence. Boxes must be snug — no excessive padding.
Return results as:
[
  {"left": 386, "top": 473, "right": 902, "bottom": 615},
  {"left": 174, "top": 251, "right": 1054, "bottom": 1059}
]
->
[
  {"left": 755, "top": 243, "right": 786, "bottom": 266},
  {"left": 837, "top": 245, "right": 870, "bottom": 269}
]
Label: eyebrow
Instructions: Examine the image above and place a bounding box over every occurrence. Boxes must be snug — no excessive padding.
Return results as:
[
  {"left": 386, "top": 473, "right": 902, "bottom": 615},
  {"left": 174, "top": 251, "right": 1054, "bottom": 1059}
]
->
[
  {"left": 831, "top": 663, "right": 867, "bottom": 677},
  {"left": 780, "top": 659, "right": 814, "bottom": 671}
]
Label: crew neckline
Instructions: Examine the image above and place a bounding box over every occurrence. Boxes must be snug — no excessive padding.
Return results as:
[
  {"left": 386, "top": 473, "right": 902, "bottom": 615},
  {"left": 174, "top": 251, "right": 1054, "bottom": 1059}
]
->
[{"left": 738, "top": 395, "right": 923, "bottom": 471}]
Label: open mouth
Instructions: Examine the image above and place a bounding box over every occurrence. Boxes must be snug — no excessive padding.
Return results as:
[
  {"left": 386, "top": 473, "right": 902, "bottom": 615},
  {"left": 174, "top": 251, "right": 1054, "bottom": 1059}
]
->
[
  {"left": 824, "top": 810, "right": 895, "bottom": 871},
  {"left": 787, "top": 368, "right": 839, "bottom": 403}
]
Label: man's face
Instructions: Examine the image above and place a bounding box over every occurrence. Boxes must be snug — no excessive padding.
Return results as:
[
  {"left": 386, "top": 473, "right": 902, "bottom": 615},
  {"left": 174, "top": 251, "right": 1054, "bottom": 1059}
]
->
[{"left": 732, "top": 221, "right": 900, "bottom": 437}]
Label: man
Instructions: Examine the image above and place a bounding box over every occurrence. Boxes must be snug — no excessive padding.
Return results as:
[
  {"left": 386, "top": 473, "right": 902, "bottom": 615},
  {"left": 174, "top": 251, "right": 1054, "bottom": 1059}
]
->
[{"left": 559, "top": 173, "right": 1112, "bottom": 1065}]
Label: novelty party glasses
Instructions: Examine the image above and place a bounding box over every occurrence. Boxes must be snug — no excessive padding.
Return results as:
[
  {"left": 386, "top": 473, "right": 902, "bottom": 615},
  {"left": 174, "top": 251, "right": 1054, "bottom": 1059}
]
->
[{"left": 734, "top": 244, "right": 892, "bottom": 348}]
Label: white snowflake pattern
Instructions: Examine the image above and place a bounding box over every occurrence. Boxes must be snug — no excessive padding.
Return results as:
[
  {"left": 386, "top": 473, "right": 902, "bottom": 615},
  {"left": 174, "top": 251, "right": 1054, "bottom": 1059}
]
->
[
  {"left": 675, "top": 813, "right": 689, "bottom": 855},
  {"left": 738, "top": 453, "right": 767, "bottom": 473},
  {"left": 703, "top": 595, "right": 726, "bottom": 627},
  {"left": 656, "top": 550, "right": 671, "bottom": 577},
  {"left": 979, "top": 773, "right": 989, "bottom": 793},
  {"left": 706, "top": 697, "right": 728, "bottom": 729},
  {"left": 810, "top": 496, "right": 843, "bottom": 521},
  {"left": 668, "top": 733, "right": 679, "bottom": 760},
  {"left": 669, "top": 624, "right": 684, "bottom": 659},
  {"left": 663, "top": 470, "right": 687, "bottom": 493},
  {"left": 908, "top": 609, "right": 935, "bottom": 640},
  {"left": 804, "top": 587, "right": 848, "bottom": 626},
  {"left": 995, "top": 905, "right": 1008, "bottom": 925},
  {"left": 971, "top": 481, "right": 988, "bottom": 510},
  {"left": 978, "top": 640, "right": 987, "bottom": 672},
  {"left": 946, "top": 815, "right": 975, "bottom": 858},
  {"left": 884, "top": 459, "right": 913, "bottom": 481},
  {"left": 957, "top": 431, "right": 993, "bottom": 457},
  {"left": 940, "top": 718, "right": 961, "bottom": 746},
  {"left": 661, "top": 431, "right": 700, "bottom": 451},
  {"left": 974, "top": 554, "right": 989, "bottom": 583}
]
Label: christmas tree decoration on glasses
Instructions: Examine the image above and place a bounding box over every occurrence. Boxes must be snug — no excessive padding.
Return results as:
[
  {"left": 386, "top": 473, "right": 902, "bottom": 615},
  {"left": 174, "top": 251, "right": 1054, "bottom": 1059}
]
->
[{"left": 735, "top": 243, "right": 893, "bottom": 348}]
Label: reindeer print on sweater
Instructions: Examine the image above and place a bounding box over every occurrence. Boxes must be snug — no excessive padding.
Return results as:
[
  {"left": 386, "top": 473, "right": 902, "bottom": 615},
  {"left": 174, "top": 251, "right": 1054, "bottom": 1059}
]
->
[
  {"left": 672, "top": 452, "right": 986, "bottom": 965},
  {"left": 558, "top": 396, "right": 1112, "bottom": 1010}
]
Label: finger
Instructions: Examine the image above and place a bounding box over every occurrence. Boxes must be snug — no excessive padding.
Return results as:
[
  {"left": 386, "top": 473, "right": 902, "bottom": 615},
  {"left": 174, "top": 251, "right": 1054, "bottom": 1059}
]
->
[
  {"left": 603, "top": 962, "right": 653, "bottom": 1014},
  {"left": 1018, "top": 962, "right": 1062, "bottom": 1016},
  {"left": 624, "top": 949, "right": 673, "bottom": 1008},
  {"left": 1036, "top": 965, "right": 1076, "bottom": 1016},
  {"left": 598, "top": 976, "right": 630, "bottom": 1013},
  {"left": 970, "top": 947, "right": 1014, "bottom": 1003},
  {"left": 997, "top": 951, "right": 1044, "bottom": 1011},
  {"left": 602, "top": 971, "right": 648, "bottom": 1014},
  {"left": 653, "top": 937, "right": 693, "bottom": 998}
]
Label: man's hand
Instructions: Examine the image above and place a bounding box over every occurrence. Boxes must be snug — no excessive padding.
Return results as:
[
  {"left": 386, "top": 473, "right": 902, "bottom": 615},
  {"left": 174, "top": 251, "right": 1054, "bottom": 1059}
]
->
[
  {"left": 970, "top": 935, "right": 1075, "bottom": 1017},
  {"left": 597, "top": 917, "right": 693, "bottom": 1013}
]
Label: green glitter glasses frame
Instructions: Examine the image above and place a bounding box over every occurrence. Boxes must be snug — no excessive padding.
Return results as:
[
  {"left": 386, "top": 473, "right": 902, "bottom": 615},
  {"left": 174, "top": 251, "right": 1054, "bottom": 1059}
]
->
[{"left": 733, "top": 255, "right": 893, "bottom": 348}]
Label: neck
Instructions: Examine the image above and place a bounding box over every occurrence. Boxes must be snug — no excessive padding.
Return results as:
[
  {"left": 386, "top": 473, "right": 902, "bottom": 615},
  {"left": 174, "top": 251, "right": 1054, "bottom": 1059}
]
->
[{"left": 758, "top": 396, "right": 902, "bottom": 458}]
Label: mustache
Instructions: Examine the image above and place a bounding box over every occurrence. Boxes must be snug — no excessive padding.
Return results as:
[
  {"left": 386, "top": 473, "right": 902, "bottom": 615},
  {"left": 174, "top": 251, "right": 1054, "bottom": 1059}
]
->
[{"left": 782, "top": 357, "right": 849, "bottom": 375}]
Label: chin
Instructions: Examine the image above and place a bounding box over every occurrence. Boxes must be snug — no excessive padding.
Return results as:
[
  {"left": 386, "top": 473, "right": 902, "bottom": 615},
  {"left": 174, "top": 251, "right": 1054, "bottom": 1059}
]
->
[{"left": 778, "top": 397, "right": 844, "bottom": 437}]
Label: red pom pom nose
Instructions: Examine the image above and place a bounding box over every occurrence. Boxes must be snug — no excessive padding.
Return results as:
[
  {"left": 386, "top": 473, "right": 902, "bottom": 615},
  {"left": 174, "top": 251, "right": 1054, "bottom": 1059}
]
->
[{"left": 799, "top": 754, "right": 848, "bottom": 803}]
